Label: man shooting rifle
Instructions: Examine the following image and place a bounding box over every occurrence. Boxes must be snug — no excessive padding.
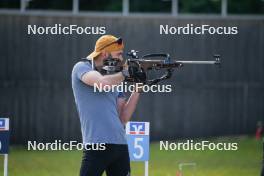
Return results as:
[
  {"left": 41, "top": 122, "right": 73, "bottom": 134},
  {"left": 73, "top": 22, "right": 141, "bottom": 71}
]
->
[
  {"left": 72, "top": 35, "right": 139, "bottom": 176},
  {"left": 72, "top": 35, "right": 220, "bottom": 176}
]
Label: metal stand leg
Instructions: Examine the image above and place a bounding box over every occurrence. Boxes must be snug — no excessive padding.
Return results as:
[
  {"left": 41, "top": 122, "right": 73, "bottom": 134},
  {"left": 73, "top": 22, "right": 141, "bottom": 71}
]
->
[
  {"left": 144, "top": 161, "right": 148, "bottom": 176},
  {"left": 261, "top": 141, "right": 264, "bottom": 176},
  {"left": 4, "top": 154, "right": 8, "bottom": 176}
]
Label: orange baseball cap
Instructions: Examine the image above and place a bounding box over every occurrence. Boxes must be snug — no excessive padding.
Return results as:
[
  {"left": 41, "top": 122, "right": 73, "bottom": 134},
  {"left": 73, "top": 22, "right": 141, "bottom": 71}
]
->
[{"left": 87, "top": 35, "right": 124, "bottom": 59}]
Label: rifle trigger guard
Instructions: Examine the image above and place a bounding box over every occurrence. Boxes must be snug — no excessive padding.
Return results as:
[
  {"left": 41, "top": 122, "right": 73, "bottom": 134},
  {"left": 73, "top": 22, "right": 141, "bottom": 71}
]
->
[{"left": 147, "top": 68, "right": 174, "bottom": 85}]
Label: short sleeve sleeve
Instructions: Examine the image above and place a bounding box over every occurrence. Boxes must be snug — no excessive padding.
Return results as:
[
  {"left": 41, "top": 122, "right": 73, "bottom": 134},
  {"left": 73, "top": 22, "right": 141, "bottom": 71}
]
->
[{"left": 73, "top": 62, "right": 93, "bottom": 80}]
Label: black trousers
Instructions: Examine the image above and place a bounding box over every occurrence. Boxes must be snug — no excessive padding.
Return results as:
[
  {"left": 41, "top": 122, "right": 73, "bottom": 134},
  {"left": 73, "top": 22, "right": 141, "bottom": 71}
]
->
[{"left": 80, "top": 144, "right": 130, "bottom": 176}]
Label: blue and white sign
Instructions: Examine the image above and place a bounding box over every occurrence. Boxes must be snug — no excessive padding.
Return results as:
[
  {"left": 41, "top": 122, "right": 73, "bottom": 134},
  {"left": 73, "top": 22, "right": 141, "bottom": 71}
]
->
[
  {"left": 0, "top": 118, "right": 9, "bottom": 131},
  {"left": 0, "top": 118, "right": 10, "bottom": 154},
  {"left": 126, "top": 122, "right": 150, "bottom": 161}
]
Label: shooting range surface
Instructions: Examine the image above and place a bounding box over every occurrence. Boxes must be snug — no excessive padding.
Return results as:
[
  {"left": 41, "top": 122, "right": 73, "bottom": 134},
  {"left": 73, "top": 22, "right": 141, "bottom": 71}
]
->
[{"left": 0, "top": 136, "right": 261, "bottom": 176}]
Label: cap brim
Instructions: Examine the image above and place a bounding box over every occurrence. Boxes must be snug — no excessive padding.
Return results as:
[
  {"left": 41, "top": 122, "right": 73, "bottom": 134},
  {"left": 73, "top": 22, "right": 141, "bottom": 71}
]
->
[{"left": 87, "top": 51, "right": 101, "bottom": 60}]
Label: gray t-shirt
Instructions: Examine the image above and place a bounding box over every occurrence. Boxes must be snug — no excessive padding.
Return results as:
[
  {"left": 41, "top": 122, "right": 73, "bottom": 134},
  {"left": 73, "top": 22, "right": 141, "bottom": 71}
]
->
[{"left": 71, "top": 61, "right": 127, "bottom": 144}]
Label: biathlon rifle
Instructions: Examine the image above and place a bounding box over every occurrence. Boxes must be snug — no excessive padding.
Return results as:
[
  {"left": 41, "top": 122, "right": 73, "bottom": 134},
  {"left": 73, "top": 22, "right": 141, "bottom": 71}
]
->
[{"left": 101, "top": 50, "right": 221, "bottom": 85}]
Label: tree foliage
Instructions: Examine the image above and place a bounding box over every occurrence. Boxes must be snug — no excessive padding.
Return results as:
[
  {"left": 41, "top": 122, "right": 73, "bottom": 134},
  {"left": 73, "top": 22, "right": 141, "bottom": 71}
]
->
[{"left": 0, "top": 0, "right": 263, "bottom": 14}]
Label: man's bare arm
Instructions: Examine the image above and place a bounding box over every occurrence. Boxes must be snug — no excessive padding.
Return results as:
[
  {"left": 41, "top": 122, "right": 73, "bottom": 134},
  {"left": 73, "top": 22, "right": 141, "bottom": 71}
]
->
[
  {"left": 81, "top": 71, "right": 124, "bottom": 87},
  {"left": 118, "top": 92, "right": 140, "bottom": 124}
]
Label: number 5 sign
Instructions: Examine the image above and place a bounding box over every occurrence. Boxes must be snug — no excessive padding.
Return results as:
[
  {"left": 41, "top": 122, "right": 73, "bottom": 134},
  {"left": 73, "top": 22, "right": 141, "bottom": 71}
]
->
[{"left": 126, "top": 122, "right": 150, "bottom": 176}]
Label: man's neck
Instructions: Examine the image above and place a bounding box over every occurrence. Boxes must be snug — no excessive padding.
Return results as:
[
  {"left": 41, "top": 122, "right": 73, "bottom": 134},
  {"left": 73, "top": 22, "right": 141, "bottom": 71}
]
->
[
  {"left": 93, "top": 57, "right": 104, "bottom": 71},
  {"left": 94, "top": 57, "right": 103, "bottom": 67}
]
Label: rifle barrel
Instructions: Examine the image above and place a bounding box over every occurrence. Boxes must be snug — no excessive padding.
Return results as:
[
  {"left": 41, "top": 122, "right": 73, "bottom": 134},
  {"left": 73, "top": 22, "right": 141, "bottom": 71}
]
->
[{"left": 176, "top": 60, "right": 217, "bottom": 64}]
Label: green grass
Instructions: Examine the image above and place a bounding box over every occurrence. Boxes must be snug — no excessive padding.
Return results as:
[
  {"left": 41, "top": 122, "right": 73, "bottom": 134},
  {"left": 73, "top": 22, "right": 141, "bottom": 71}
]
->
[{"left": 0, "top": 136, "right": 262, "bottom": 176}]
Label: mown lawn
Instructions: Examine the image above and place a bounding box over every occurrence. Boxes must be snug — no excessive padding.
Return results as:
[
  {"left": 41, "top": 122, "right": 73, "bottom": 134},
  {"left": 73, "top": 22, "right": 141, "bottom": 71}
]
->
[{"left": 0, "top": 136, "right": 262, "bottom": 176}]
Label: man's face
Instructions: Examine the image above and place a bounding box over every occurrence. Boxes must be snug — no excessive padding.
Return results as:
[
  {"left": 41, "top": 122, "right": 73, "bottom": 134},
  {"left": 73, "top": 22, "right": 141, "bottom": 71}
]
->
[
  {"left": 97, "top": 50, "right": 124, "bottom": 67},
  {"left": 109, "top": 50, "right": 124, "bottom": 61}
]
